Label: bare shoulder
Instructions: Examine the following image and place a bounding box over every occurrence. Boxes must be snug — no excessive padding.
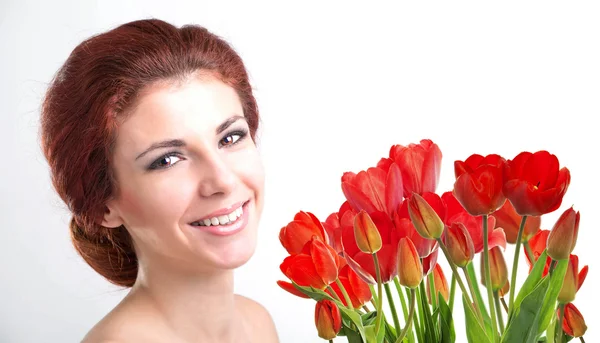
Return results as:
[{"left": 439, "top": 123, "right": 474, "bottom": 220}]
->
[{"left": 235, "top": 295, "right": 280, "bottom": 343}]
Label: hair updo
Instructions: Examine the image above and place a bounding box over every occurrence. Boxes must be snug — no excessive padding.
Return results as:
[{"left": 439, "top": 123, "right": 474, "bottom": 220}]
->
[{"left": 40, "top": 19, "right": 260, "bottom": 287}]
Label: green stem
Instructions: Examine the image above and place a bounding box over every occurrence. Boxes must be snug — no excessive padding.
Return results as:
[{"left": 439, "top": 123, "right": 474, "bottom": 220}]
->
[
  {"left": 462, "top": 267, "right": 484, "bottom": 323},
  {"left": 394, "top": 278, "right": 409, "bottom": 321},
  {"left": 372, "top": 253, "right": 384, "bottom": 336},
  {"left": 415, "top": 284, "right": 426, "bottom": 342},
  {"left": 436, "top": 238, "right": 476, "bottom": 313},
  {"left": 329, "top": 340, "right": 333, "bottom": 343},
  {"left": 428, "top": 273, "right": 437, "bottom": 309},
  {"left": 557, "top": 303, "right": 565, "bottom": 343},
  {"left": 327, "top": 286, "right": 342, "bottom": 302},
  {"left": 395, "top": 288, "right": 417, "bottom": 343},
  {"left": 466, "top": 261, "right": 490, "bottom": 319},
  {"left": 482, "top": 214, "right": 500, "bottom": 343},
  {"left": 509, "top": 215, "right": 528, "bottom": 313},
  {"left": 362, "top": 305, "right": 371, "bottom": 313},
  {"left": 335, "top": 279, "right": 354, "bottom": 309},
  {"left": 449, "top": 273, "right": 457, "bottom": 311},
  {"left": 524, "top": 241, "right": 535, "bottom": 264},
  {"left": 494, "top": 291, "right": 505, "bottom": 332},
  {"left": 581, "top": 337, "right": 586, "bottom": 343},
  {"left": 384, "top": 283, "right": 402, "bottom": 335},
  {"left": 369, "top": 284, "right": 379, "bottom": 304}
]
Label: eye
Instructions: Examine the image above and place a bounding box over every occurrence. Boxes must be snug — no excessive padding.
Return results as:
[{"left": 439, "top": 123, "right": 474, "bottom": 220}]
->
[
  {"left": 220, "top": 130, "right": 247, "bottom": 148},
  {"left": 148, "top": 152, "right": 183, "bottom": 170}
]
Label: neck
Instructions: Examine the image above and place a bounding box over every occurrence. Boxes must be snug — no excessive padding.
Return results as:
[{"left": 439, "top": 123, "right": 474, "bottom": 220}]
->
[{"left": 128, "top": 257, "right": 242, "bottom": 342}]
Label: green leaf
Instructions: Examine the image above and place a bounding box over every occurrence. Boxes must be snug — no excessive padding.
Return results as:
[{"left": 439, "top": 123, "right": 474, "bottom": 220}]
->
[
  {"left": 501, "top": 258, "right": 568, "bottom": 343},
  {"left": 340, "top": 306, "right": 369, "bottom": 342},
  {"left": 438, "top": 293, "right": 456, "bottom": 343},
  {"left": 465, "top": 262, "right": 494, "bottom": 340},
  {"left": 511, "top": 250, "right": 549, "bottom": 315},
  {"left": 537, "top": 260, "right": 568, "bottom": 335},
  {"left": 419, "top": 282, "right": 437, "bottom": 343},
  {"left": 342, "top": 326, "right": 365, "bottom": 343},
  {"left": 462, "top": 295, "right": 492, "bottom": 343},
  {"left": 291, "top": 282, "right": 337, "bottom": 302}
]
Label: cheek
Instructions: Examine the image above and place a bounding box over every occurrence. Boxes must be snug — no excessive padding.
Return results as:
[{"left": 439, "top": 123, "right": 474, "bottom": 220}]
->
[
  {"left": 233, "top": 148, "right": 265, "bottom": 194},
  {"left": 118, "top": 176, "right": 196, "bottom": 228}
]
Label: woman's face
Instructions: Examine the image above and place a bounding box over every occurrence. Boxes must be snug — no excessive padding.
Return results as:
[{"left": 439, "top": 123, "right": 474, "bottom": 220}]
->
[{"left": 105, "top": 73, "right": 264, "bottom": 273}]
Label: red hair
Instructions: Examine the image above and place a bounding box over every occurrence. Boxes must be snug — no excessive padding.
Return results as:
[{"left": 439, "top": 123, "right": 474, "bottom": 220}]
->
[{"left": 40, "top": 19, "right": 260, "bottom": 287}]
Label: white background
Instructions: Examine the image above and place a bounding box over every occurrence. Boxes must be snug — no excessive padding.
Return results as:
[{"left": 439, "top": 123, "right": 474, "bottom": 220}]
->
[{"left": 2, "top": 1, "right": 599, "bottom": 342}]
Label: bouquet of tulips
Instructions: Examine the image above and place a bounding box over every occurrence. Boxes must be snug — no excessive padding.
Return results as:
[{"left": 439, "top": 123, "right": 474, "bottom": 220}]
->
[{"left": 276, "top": 139, "right": 588, "bottom": 343}]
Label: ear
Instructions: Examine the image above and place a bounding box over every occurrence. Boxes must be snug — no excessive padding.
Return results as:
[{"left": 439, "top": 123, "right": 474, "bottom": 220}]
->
[{"left": 101, "top": 201, "right": 124, "bottom": 229}]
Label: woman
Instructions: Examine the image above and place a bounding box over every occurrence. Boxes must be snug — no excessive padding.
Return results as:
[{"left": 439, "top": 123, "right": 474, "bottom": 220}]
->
[{"left": 40, "top": 18, "right": 279, "bottom": 342}]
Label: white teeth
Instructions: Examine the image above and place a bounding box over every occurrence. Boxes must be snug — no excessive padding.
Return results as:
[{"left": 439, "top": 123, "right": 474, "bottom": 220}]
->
[
  {"left": 193, "top": 204, "right": 245, "bottom": 227},
  {"left": 218, "top": 215, "right": 229, "bottom": 225}
]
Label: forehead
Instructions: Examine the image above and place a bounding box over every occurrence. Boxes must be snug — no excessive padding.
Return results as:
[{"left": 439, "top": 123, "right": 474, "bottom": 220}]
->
[{"left": 115, "top": 74, "right": 243, "bottom": 155}]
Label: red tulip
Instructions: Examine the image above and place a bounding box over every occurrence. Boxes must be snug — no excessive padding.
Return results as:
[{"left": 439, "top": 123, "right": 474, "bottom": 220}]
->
[
  {"left": 393, "top": 192, "right": 442, "bottom": 258},
  {"left": 407, "top": 192, "right": 445, "bottom": 239},
  {"left": 426, "top": 263, "right": 450, "bottom": 304},
  {"left": 561, "top": 303, "right": 587, "bottom": 338},
  {"left": 354, "top": 210, "right": 382, "bottom": 254},
  {"left": 397, "top": 238, "right": 423, "bottom": 288},
  {"left": 524, "top": 231, "right": 588, "bottom": 300},
  {"left": 442, "top": 191, "right": 507, "bottom": 254},
  {"left": 503, "top": 150, "right": 570, "bottom": 216},
  {"left": 377, "top": 139, "right": 443, "bottom": 198},
  {"left": 491, "top": 199, "right": 541, "bottom": 244},
  {"left": 279, "top": 211, "right": 328, "bottom": 255},
  {"left": 453, "top": 154, "right": 507, "bottom": 216},
  {"left": 558, "top": 254, "right": 588, "bottom": 304},
  {"left": 326, "top": 265, "right": 373, "bottom": 309},
  {"left": 341, "top": 163, "right": 403, "bottom": 217},
  {"left": 547, "top": 207, "right": 580, "bottom": 261},
  {"left": 524, "top": 229, "right": 551, "bottom": 274},
  {"left": 280, "top": 237, "right": 341, "bottom": 290},
  {"left": 341, "top": 210, "right": 400, "bottom": 284},
  {"left": 481, "top": 246, "right": 508, "bottom": 291},
  {"left": 315, "top": 299, "right": 342, "bottom": 340},
  {"left": 444, "top": 222, "right": 475, "bottom": 267}
]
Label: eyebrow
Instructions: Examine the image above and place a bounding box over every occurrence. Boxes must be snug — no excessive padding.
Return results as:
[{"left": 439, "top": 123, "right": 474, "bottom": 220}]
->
[{"left": 134, "top": 115, "right": 246, "bottom": 161}]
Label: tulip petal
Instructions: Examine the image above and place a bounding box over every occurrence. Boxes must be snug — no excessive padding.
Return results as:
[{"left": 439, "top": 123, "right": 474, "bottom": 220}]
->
[
  {"left": 385, "top": 163, "right": 404, "bottom": 217},
  {"left": 310, "top": 239, "right": 339, "bottom": 285},
  {"left": 277, "top": 280, "right": 310, "bottom": 299},
  {"left": 344, "top": 253, "right": 376, "bottom": 284},
  {"left": 342, "top": 180, "right": 379, "bottom": 214},
  {"left": 281, "top": 255, "right": 327, "bottom": 289}
]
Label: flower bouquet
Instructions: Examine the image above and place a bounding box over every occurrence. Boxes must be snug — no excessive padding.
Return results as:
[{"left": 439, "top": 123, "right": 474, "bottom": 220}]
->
[{"left": 276, "top": 139, "right": 588, "bottom": 343}]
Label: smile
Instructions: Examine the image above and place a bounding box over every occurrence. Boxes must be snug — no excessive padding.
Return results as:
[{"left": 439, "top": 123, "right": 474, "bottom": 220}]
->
[
  {"left": 188, "top": 201, "right": 250, "bottom": 237},
  {"left": 190, "top": 205, "right": 244, "bottom": 227}
]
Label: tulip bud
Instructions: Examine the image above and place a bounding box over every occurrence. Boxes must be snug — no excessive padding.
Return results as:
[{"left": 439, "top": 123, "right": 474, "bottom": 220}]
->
[
  {"left": 427, "top": 263, "right": 450, "bottom": 304},
  {"left": 562, "top": 303, "right": 587, "bottom": 338},
  {"left": 547, "top": 207, "right": 579, "bottom": 261},
  {"left": 408, "top": 193, "right": 444, "bottom": 239},
  {"left": 315, "top": 299, "right": 342, "bottom": 340},
  {"left": 498, "top": 280, "right": 510, "bottom": 297},
  {"left": 444, "top": 223, "right": 475, "bottom": 267},
  {"left": 353, "top": 210, "right": 382, "bottom": 254},
  {"left": 397, "top": 238, "right": 423, "bottom": 288},
  {"left": 558, "top": 254, "right": 587, "bottom": 304},
  {"left": 481, "top": 246, "right": 508, "bottom": 291}
]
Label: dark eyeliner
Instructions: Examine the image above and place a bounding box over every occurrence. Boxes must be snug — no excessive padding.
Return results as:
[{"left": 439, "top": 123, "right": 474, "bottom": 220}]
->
[
  {"left": 221, "top": 129, "right": 248, "bottom": 147},
  {"left": 147, "top": 151, "right": 183, "bottom": 171}
]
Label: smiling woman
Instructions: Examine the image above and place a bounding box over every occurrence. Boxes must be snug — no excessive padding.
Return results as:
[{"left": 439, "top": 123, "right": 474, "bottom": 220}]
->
[{"left": 39, "top": 19, "right": 278, "bottom": 343}]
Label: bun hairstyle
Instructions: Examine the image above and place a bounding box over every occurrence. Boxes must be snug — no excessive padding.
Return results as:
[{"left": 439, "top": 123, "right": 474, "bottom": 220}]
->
[{"left": 40, "top": 19, "right": 260, "bottom": 287}]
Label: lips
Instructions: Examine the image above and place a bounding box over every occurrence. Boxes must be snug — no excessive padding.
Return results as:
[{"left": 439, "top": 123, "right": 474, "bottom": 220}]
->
[
  {"left": 189, "top": 200, "right": 251, "bottom": 237},
  {"left": 189, "top": 200, "right": 248, "bottom": 227}
]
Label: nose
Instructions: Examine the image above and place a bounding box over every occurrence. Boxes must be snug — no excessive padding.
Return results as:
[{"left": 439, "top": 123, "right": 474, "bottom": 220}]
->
[{"left": 197, "top": 151, "right": 237, "bottom": 198}]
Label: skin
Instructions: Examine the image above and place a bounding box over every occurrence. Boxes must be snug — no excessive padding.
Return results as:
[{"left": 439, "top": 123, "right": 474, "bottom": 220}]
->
[{"left": 82, "top": 72, "right": 278, "bottom": 343}]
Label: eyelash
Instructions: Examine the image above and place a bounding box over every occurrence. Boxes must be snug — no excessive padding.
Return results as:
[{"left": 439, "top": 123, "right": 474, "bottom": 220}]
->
[{"left": 147, "top": 129, "right": 249, "bottom": 171}]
